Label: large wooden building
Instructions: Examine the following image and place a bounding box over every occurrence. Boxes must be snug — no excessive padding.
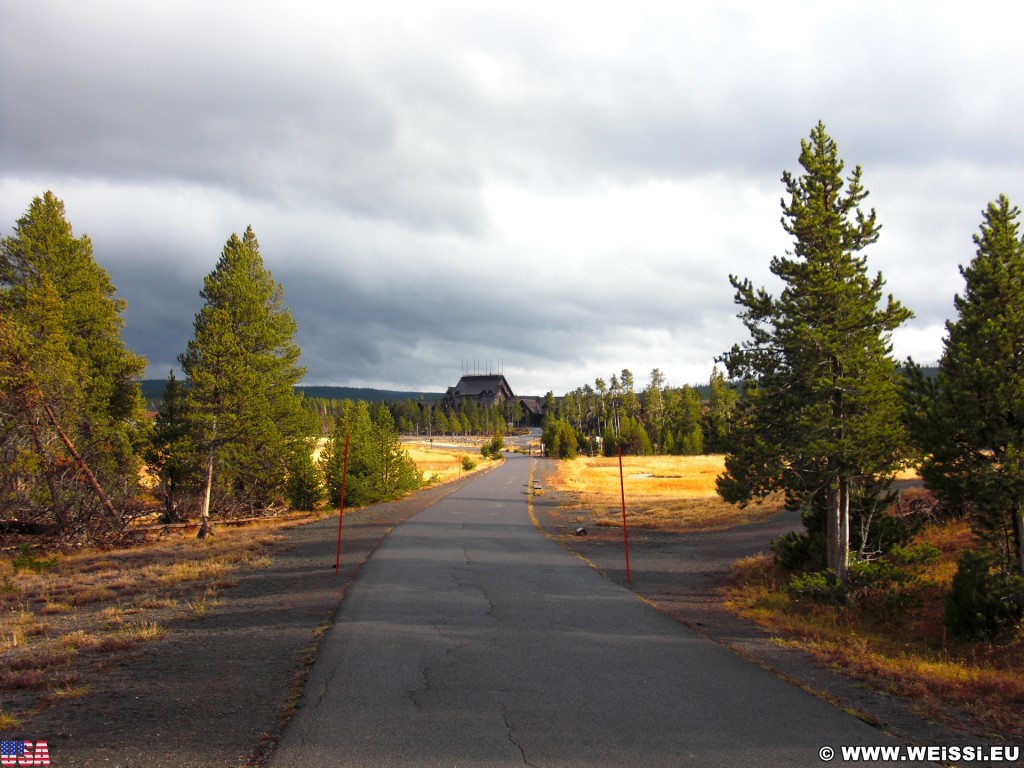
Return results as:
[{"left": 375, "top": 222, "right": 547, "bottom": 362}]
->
[
  {"left": 440, "top": 374, "right": 544, "bottom": 425},
  {"left": 440, "top": 374, "right": 515, "bottom": 409}
]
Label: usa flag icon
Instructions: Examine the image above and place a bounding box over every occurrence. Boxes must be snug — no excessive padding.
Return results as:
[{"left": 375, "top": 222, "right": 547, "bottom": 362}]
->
[{"left": 1, "top": 740, "right": 50, "bottom": 766}]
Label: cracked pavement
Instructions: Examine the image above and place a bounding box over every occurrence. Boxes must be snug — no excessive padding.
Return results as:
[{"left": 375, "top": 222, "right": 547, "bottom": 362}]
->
[{"left": 266, "top": 453, "right": 915, "bottom": 767}]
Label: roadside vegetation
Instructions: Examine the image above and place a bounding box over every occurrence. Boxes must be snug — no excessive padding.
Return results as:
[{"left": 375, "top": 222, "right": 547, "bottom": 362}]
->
[
  {"left": 0, "top": 440, "right": 490, "bottom": 728},
  {"left": 726, "top": 509, "right": 1024, "bottom": 738}
]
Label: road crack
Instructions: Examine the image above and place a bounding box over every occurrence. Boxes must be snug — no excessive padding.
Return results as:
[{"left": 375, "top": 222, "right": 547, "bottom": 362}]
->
[{"left": 500, "top": 702, "right": 536, "bottom": 767}]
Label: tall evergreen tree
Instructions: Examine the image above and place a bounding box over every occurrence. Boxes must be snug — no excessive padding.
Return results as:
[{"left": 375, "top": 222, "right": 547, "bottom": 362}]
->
[
  {"left": 717, "top": 123, "right": 912, "bottom": 584},
  {"left": 643, "top": 368, "right": 666, "bottom": 448},
  {"left": 179, "top": 227, "right": 313, "bottom": 534},
  {"left": 704, "top": 367, "right": 736, "bottom": 453},
  {"left": 145, "top": 371, "right": 198, "bottom": 522},
  {"left": 0, "top": 192, "right": 147, "bottom": 534},
  {"left": 908, "top": 195, "right": 1024, "bottom": 578},
  {"left": 372, "top": 404, "right": 420, "bottom": 499},
  {"left": 668, "top": 385, "right": 704, "bottom": 455}
]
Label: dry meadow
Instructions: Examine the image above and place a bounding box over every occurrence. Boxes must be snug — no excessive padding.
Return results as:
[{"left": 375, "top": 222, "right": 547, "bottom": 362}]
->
[{"left": 549, "top": 454, "right": 783, "bottom": 532}]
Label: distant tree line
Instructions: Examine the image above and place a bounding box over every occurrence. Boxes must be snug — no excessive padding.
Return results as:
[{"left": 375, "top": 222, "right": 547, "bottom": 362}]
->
[
  {"left": 304, "top": 395, "right": 531, "bottom": 439},
  {"left": 540, "top": 367, "right": 735, "bottom": 459}
]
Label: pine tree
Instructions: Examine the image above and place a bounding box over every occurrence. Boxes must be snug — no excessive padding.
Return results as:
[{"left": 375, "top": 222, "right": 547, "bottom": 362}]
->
[
  {"left": 433, "top": 408, "right": 450, "bottom": 436},
  {"left": 320, "top": 400, "right": 353, "bottom": 507},
  {"left": 372, "top": 405, "right": 420, "bottom": 499},
  {"left": 320, "top": 400, "right": 418, "bottom": 506},
  {"left": 286, "top": 438, "right": 324, "bottom": 511},
  {"left": 643, "top": 368, "right": 666, "bottom": 449},
  {"left": 909, "top": 195, "right": 1024, "bottom": 579},
  {"left": 543, "top": 418, "right": 578, "bottom": 459},
  {"left": 704, "top": 367, "right": 736, "bottom": 453},
  {"left": 718, "top": 123, "right": 912, "bottom": 585},
  {"left": 0, "top": 192, "right": 146, "bottom": 534},
  {"left": 179, "top": 227, "right": 313, "bottom": 534},
  {"left": 145, "top": 371, "right": 198, "bottom": 522}
]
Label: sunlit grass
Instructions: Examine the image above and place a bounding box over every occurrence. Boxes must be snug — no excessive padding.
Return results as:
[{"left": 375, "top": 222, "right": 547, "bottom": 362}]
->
[
  {"left": 403, "top": 440, "right": 494, "bottom": 484},
  {"left": 550, "top": 454, "right": 783, "bottom": 532},
  {"left": 46, "top": 681, "right": 89, "bottom": 701}
]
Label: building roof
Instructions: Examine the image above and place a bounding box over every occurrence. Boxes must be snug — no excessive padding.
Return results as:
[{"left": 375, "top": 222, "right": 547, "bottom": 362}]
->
[
  {"left": 519, "top": 398, "right": 543, "bottom": 417},
  {"left": 446, "top": 374, "right": 515, "bottom": 399}
]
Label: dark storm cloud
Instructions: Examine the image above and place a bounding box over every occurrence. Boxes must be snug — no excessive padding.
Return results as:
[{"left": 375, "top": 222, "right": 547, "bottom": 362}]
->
[{"left": 2, "top": 1, "right": 1023, "bottom": 394}]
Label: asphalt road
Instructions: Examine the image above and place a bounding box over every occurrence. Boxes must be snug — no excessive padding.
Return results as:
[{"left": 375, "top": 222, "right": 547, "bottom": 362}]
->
[{"left": 268, "top": 452, "right": 919, "bottom": 767}]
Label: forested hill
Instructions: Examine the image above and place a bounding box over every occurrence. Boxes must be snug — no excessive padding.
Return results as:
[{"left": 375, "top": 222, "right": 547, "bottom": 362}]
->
[
  {"left": 141, "top": 380, "right": 442, "bottom": 408},
  {"left": 297, "top": 385, "right": 443, "bottom": 402}
]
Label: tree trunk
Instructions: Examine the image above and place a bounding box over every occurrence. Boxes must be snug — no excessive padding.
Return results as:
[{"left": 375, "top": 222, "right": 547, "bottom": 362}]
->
[
  {"left": 827, "top": 480, "right": 841, "bottom": 575},
  {"left": 160, "top": 477, "right": 180, "bottom": 524},
  {"left": 837, "top": 475, "right": 850, "bottom": 585},
  {"left": 1013, "top": 501, "right": 1024, "bottom": 579},
  {"left": 198, "top": 446, "right": 215, "bottom": 538},
  {"left": 40, "top": 397, "right": 121, "bottom": 531},
  {"left": 826, "top": 476, "right": 850, "bottom": 585},
  {"left": 26, "top": 410, "right": 66, "bottom": 530}
]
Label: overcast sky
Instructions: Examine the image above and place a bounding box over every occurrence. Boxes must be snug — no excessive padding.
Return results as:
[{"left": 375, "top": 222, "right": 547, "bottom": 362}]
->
[{"left": 2, "top": 1, "right": 1022, "bottom": 396}]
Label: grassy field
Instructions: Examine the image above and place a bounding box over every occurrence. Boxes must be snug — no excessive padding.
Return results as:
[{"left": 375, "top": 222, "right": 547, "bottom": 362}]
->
[
  {"left": 402, "top": 439, "right": 497, "bottom": 484},
  {"left": 549, "top": 454, "right": 783, "bottom": 532}
]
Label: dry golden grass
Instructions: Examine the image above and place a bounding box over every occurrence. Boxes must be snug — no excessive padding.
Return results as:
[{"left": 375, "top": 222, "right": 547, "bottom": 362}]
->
[
  {"left": 550, "top": 454, "right": 783, "bottom": 532},
  {"left": 725, "top": 520, "right": 1024, "bottom": 738},
  {"left": 45, "top": 681, "right": 89, "bottom": 701},
  {"left": 403, "top": 440, "right": 495, "bottom": 485}
]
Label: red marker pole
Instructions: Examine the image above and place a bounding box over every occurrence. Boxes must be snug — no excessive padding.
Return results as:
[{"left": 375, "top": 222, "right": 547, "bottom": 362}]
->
[
  {"left": 618, "top": 446, "right": 631, "bottom": 584},
  {"left": 334, "top": 434, "right": 350, "bottom": 574}
]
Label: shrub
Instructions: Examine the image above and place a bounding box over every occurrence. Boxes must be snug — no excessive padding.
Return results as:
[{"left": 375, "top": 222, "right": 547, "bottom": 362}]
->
[
  {"left": 770, "top": 530, "right": 826, "bottom": 571},
  {"left": 889, "top": 542, "right": 941, "bottom": 567},
  {"left": 784, "top": 569, "right": 846, "bottom": 604},
  {"left": 461, "top": 456, "right": 476, "bottom": 472},
  {"left": 944, "top": 550, "right": 1023, "bottom": 639},
  {"left": 847, "top": 559, "right": 911, "bottom": 590},
  {"left": 11, "top": 545, "right": 58, "bottom": 574},
  {"left": 771, "top": 531, "right": 812, "bottom": 570}
]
